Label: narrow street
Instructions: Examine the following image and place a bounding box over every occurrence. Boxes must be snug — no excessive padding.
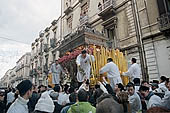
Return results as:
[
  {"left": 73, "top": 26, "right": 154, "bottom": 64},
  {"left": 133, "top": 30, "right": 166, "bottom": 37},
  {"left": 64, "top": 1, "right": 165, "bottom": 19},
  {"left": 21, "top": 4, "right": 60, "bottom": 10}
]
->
[{"left": 0, "top": 0, "right": 170, "bottom": 113}]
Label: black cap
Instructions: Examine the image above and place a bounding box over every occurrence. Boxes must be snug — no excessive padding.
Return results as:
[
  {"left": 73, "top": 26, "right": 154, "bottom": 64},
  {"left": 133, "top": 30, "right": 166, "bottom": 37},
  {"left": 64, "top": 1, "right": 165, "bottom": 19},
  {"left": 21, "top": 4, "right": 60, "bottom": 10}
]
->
[{"left": 16, "top": 80, "right": 32, "bottom": 96}]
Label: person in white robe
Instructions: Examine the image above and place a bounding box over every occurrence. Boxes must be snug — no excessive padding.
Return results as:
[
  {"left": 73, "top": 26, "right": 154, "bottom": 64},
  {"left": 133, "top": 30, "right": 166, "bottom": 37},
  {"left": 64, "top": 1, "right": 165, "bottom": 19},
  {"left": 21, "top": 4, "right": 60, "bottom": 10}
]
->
[
  {"left": 122, "top": 58, "right": 141, "bottom": 82},
  {"left": 99, "top": 58, "right": 122, "bottom": 89},
  {"left": 76, "top": 50, "right": 95, "bottom": 83},
  {"left": 49, "top": 60, "right": 65, "bottom": 85}
]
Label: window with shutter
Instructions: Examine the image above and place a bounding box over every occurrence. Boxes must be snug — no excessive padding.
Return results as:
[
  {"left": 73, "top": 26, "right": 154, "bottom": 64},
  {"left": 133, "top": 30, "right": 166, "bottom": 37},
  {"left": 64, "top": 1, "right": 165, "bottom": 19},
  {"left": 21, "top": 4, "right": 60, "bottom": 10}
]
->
[
  {"left": 81, "top": 3, "right": 88, "bottom": 16},
  {"left": 67, "top": 16, "right": 73, "bottom": 30}
]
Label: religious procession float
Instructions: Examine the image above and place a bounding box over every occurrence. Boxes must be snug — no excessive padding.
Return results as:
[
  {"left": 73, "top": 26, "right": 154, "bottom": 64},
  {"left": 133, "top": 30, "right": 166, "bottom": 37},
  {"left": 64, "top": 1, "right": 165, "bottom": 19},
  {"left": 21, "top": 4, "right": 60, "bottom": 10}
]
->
[{"left": 48, "top": 25, "right": 129, "bottom": 87}]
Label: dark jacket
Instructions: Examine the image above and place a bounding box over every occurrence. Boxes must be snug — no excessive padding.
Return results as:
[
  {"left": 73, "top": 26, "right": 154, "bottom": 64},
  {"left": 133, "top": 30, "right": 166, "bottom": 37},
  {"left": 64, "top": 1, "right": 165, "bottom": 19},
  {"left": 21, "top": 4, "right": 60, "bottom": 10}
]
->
[
  {"left": 0, "top": 100, "right": 6, "bottom": 113},
  {"left": 53, "top": 101, "right": 63, "bottom": 113},
  {"left": 60, "top": 102, "right": 75, "bottom": 113},
  {"left": 28, "top": 91, "right": 40, "bottom": 113}
]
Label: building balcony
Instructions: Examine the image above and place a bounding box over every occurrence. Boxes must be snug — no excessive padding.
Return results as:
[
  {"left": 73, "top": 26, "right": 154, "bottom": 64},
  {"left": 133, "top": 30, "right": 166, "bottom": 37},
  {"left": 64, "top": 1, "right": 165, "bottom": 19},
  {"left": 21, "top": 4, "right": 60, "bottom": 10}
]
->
[
  {"left": 64, "top": 6, "right": 73, "bottom": 15},
  {"left": 98, "top": 0, "right": 116, "bottom": 17},
  {"left": 51, "top": 20, "right": 57, "bottom": 26},
  {"left": 79, "top": 0, "right": 83, "bottom": 3},
  {"left": 157, "top": 13, "right": 170, "bottom": 32},
  {"left": 79, "top": 15, "right": 89, "bottom": 25}
]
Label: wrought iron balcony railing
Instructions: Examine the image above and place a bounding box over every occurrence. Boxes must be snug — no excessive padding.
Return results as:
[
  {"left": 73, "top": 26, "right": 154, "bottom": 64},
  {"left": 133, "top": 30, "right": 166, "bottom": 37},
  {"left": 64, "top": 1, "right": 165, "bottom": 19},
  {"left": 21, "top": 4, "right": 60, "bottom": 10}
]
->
[
  {"left": 79, "top": 15, "right": 89, "bottom": 25},
  {"left": 157, "top": 13, "right": 170, "bottom": 32},
  {"left": 98, "top": 0, "right": 115, "bottom": 16}
]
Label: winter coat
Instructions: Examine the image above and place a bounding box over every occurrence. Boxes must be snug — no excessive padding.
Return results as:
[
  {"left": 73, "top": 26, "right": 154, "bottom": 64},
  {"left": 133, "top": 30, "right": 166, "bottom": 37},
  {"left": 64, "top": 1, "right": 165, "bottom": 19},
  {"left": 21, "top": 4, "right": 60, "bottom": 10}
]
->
[
  {"left": 67, "top": 102, "right": 96, "bottom": 113},
  {"left": 58, "top": 92, "right": 70, "bottom": 105},
  {"left": 161, "top": 91, "right": 170, "bottom": 110},
  {"left": 60, "top": 102, "right": 75, "bottom": 113},
  {"left": 61, "top": 106, "right": 70, "bottom": 113},
  {"left": 145, "top": 92, "right": 161, "bottom": 109},
  {"left": 76, "top": 54, "right": 95, "bottom": 82},
  {"left": 7, "top": 91, "right": 15, "bottom": 105},
  {"left": 0, "top": 100, "right": 6, "bottom": 113},
  {"left": 28, "top": 91, "right": 40, "bottom": 113},
  {"left": 122, "top": 63, "right": 141, "bottom": 81},
  {"left": 158, "top": 82, "right": 168, "bottom": 93},
  {"left": 7, "top": 96, "right": 29, "bottom": 113},
  {"left": 50, "top": 63, "right": 65, "bottom": 84},
  {"left": 129, "top": 92, "right": 142, "bottom": 113},
  {"left": 100, "top": 62, "right": 122, "bottom": 88},
  {"left": 53, "top": 101, "right": 63, "bottom": 113}
]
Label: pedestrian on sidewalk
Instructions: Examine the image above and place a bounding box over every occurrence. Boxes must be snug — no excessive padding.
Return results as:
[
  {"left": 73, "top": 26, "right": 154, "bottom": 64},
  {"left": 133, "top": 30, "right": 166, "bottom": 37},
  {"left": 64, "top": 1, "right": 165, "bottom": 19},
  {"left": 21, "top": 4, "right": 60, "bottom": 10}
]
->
[{"left": 7, "top": 80, "right": 33, "bottom": 113}]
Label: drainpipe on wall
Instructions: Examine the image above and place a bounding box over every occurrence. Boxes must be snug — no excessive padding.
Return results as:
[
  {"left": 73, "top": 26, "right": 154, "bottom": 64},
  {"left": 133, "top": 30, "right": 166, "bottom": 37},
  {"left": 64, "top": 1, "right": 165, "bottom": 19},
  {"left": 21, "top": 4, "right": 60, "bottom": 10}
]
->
[
  {"left": 132, "top": 0, "right": 149, "bottom": 81},
  {"left": 60, "top": 0, "right": 63, "bottom": 41}
]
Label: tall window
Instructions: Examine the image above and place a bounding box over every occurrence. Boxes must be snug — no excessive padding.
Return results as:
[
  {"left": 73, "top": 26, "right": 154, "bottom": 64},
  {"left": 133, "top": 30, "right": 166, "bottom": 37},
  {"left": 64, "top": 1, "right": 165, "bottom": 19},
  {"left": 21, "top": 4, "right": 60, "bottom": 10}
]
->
[
  {"left": 46, "top": 34, "right": 50, "bottom": 44},
  {"left": 106, "top": 28, "right": 116, "bottom": 48},
  {"left": 36, "top": 44, "right": 38, "bottom": 54},
  {"left": 53, "top": 54, "right": 56, "bottom": 61},
  {"left": 81, "top": 3, "right": 88, "bottom": 16},
  {"left": 67, "top": 16, "right": 73, "bottom": 31},
  {"left": 45, "top": 56, "right": 48, "bottom": 66},
  {"left": 26, "top": 56, "right": 28, "bottom": 64}
]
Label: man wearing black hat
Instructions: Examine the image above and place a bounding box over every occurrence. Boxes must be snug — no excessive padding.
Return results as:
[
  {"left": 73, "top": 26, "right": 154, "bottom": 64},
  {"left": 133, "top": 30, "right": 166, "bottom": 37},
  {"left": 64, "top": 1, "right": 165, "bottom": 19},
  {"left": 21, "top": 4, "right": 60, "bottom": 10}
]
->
[{"left": 7, "top": 80, "right": 33, "bottom": 113}]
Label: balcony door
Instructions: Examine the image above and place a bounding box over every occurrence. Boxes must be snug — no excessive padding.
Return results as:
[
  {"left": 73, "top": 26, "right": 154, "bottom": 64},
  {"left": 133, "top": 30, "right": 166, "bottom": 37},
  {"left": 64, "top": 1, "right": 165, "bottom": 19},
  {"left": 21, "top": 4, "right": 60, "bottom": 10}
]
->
[
  {"left": 106, "top": 28, "right": 116, "bottom": 48},
  {"left": 157, "top": 0, "right": 170, "bottom": 15}
]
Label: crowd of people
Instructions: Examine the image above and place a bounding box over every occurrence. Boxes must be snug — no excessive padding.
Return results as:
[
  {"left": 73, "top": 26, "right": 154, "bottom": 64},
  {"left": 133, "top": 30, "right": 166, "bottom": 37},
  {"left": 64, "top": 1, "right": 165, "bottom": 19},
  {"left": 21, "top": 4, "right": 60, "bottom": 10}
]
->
[
  {"left": 0, "top": 75, "right": 170, "bottom": 113},
  {"left": 0, "top": 50, "right": 170, "bottom": 113}
]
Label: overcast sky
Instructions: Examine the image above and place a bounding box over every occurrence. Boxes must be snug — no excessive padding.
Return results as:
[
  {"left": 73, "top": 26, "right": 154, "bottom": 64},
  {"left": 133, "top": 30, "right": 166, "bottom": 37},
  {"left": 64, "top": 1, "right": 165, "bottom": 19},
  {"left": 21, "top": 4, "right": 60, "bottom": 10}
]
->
[{"left": 0, "top": 0, "right": 61, "bottom": 78}]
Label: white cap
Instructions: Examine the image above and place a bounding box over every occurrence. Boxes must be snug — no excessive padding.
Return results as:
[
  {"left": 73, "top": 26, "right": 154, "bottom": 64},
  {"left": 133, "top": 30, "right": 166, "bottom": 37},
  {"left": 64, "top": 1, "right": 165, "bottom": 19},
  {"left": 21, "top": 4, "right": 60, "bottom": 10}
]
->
[{"left": 35, "top": 91, "right": 55, "bottom": 113}]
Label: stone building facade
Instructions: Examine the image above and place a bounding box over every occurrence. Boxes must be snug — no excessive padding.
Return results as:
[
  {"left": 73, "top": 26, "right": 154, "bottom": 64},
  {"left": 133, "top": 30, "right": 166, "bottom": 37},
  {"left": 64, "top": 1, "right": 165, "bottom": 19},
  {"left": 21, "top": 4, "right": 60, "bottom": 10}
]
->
[
  {"left": 28, "top": 0, "right": 170, "bottom": 84},
  {"left": 30, "top": 18, "right": 62, "bottom": 85},
  {"left": 60, "top": 0, "right": 170, "bottom": 80}
]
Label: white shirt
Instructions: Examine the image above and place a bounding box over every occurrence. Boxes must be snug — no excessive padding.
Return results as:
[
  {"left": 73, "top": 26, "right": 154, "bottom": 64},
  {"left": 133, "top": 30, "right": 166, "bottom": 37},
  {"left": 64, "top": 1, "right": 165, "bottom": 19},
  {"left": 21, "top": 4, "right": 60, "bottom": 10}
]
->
[
  {"left": 76, "top": 54, "right": 95, "bottom": 82},
  {"left": 122, "top": 63, "right": 141, "bottom": 81},
  {"left": 99, "top": 62, "right": 120, "bottom": 78},
  {"left": 135, "top": 86, "right": 140, "bottom": 92}
]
